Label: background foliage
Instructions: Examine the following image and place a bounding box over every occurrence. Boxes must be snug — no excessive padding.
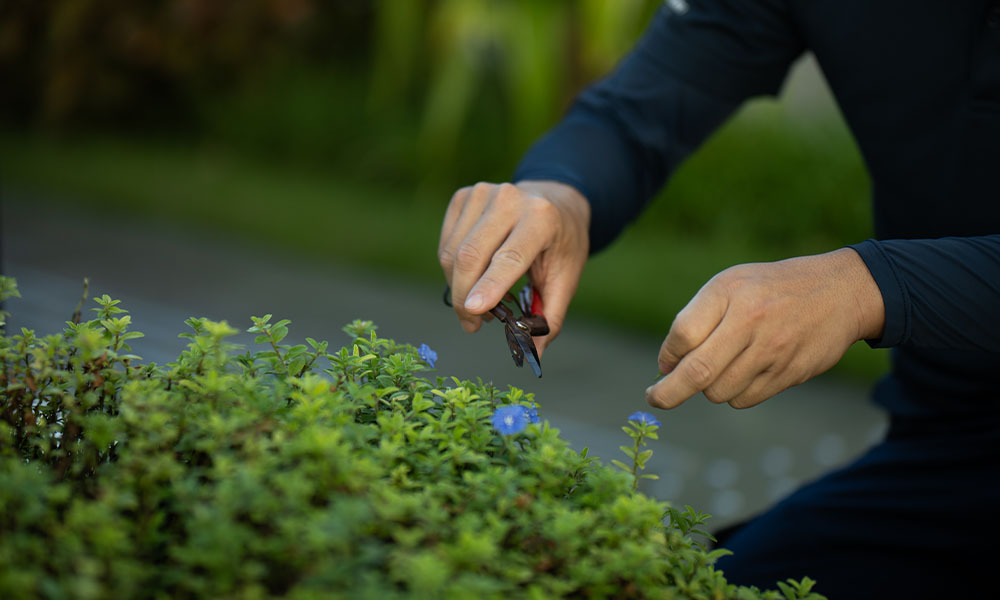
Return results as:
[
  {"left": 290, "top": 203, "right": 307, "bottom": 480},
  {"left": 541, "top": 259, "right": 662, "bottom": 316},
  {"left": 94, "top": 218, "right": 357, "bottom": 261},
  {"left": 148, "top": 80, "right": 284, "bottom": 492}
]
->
[{"left": 1, "top": 0, "right": 659, "bottom": 184}]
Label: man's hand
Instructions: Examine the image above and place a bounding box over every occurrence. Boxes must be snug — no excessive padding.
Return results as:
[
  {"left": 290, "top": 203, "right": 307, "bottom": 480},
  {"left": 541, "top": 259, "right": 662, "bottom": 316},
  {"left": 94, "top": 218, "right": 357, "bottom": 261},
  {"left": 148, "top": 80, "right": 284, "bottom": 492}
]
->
[
  {"left": 646, "top": 248, "right": 885, "bottom": 410},
  {"left": 438, "top": 180, "right": 590, "bottom": 354}
]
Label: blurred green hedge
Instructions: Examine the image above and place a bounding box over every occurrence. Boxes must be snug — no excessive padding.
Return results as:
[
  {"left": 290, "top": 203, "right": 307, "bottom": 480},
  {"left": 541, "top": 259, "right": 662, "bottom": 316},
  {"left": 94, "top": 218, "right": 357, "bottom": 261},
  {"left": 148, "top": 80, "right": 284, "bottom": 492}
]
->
[
  {"left": 0, "top": 0, "right": 364, "bottom": 125},
  {"left": 0, "top": 0, "right": 660, "bottom": 186}
]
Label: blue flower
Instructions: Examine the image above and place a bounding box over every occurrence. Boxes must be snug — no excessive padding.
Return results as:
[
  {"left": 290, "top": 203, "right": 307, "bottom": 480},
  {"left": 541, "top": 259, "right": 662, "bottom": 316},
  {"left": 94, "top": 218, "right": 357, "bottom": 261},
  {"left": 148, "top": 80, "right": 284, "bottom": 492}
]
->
[
  {"left": 525, "top": 405, "right": 540, "bottom": 424},
  {"left": 492, "top": 405, "right": 529, "bottom": 435},
  {"left": 628, "top": 411, "right": 661, "bottom": 427},
  {"left": 418, "top": 343, "right": 438, "bottom": 368}
]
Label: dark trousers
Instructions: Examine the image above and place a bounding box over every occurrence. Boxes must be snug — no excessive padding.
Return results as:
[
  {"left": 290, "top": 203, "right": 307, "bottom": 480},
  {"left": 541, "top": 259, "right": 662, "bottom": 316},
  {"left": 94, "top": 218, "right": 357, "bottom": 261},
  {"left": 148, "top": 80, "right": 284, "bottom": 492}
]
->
[{"left": 714, "top": 411, "right": 1000, "bottom": 599}]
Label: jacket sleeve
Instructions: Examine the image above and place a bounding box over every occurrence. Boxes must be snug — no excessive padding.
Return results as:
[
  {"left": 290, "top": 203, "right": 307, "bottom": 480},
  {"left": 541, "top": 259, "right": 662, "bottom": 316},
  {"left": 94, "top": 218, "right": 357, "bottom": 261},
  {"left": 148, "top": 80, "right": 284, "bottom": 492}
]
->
[
  {"left": 849, "top": 236, "right": 1000, "bottom": 352},
  {"left": 513, "top": 1, "right": 804, "bottom": 253}
]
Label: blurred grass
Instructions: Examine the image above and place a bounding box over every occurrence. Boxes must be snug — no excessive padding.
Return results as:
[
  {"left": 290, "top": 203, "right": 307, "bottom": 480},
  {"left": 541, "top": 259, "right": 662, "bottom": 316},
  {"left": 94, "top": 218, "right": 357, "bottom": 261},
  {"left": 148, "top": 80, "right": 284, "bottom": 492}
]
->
[{"left": 0, "top": 98, "right": 889, "bottom": 383}]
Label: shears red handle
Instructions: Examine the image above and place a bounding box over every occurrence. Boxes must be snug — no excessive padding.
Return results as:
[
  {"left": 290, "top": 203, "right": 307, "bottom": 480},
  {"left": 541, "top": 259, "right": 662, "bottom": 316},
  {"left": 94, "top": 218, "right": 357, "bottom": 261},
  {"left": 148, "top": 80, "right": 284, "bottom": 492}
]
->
[{"left": 531, "top": 287, "right": 544, "bottom": 319}]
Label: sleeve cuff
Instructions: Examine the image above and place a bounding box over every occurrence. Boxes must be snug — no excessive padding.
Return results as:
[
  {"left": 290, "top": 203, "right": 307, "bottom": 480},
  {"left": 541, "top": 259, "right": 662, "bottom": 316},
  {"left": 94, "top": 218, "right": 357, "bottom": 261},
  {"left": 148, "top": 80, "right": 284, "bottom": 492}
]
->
[{"left": 848, "top": 239, "right": 910, "bottom": 348}]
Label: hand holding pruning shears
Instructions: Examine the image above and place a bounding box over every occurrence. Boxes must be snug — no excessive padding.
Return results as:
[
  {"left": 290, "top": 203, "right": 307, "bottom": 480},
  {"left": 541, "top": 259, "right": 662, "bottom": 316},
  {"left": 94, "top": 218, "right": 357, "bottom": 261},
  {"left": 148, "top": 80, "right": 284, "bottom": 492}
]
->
[{"left": 437, "top": 180, "right": 590, "bottom": 369}]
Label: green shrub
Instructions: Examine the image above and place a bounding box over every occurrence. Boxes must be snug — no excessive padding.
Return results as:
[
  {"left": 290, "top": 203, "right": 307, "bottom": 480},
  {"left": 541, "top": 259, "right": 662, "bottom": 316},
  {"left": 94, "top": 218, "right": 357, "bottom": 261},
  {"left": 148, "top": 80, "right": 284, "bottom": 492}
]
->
[{"left": 0, "top": 277, "right": 823, "bottom": 599}]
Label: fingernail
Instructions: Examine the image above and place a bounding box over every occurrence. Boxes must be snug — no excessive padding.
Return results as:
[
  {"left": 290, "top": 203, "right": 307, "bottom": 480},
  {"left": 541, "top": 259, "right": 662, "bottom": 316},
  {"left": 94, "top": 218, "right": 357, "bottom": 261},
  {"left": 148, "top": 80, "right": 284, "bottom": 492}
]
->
[{"left": 465, "top": 293, "right": 484, "bottom": 311}]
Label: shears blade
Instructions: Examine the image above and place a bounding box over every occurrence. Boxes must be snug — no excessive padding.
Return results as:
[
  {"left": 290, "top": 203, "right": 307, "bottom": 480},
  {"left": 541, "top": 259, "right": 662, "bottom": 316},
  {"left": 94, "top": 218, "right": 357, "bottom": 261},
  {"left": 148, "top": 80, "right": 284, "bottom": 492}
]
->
[{"left": 443, "top": 283, "right": 548, "bottom": 377}]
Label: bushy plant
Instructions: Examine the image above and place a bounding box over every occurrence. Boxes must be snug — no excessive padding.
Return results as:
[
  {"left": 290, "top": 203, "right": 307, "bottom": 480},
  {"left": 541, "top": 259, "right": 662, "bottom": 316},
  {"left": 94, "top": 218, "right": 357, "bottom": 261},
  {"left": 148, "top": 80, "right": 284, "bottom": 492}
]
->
[{"left": 0, "top": 277, "right": 823, "bottom": 599}]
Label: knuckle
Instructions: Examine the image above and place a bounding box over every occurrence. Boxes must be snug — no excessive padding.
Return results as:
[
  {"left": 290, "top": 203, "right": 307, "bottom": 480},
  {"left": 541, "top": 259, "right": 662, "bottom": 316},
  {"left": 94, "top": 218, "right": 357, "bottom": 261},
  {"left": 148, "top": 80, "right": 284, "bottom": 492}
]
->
[
  {"left": 645, "top": 388, "right": 667, "bottom": 409},
  {"left": 450, "top": 185, "right": 473, "bottom": 203},
  {"left": 728, "top": 397, "right": 751, "bottom": 410},
  {"left": 496, "top": 181, "right": 519, "bottom": 195},
  {"left": 743, "top": 296, "right": 768, "bottom": 325},
  {"left": 657, "top": 346, "right": 682, "bottom": 374},
  {"left": 716, "top": 268, "right": 750, "bottom": 296},
  {"left": 681, "top": 354, "right": 714, "bottom": 390},
  {"left": 454, "top": 243, "right": 484, "bottom": 272},
  {"left": 528, "top": 195, "right": 558, "bottom": 220},
  {"left": 703, "top": 385, "right": 729, "bottom": 405},
  {"left": 667, "top": 319, "right": 696, "bottom": 351},
  {"left": 493, "top": 247, "right": 528, "bottom": 269},
  {"left": 474, "top": 272, "right": 503, "bottom": 294},
  {"left": 493, "top": 183, "right": 524, "bottom": 210},
  {"left": 437, "top": 246, "right": 455, "bottom": 270},
  {"left": 471, "top": 181, "right": 495, "bottom": 196},
  {"left": 657, "top": 358, "right": 674, "bottom": 376},
  {"left": 707, "top": 268, "right": 737, "bottom": 293},
  {"left": 760, "top": 355, "right": 786, "bottom": 377},
  {"left": 768, "top": 331, "right": 794, "bottom": 355},
  {"left": 783, "top": 362, "right": 810, "bottom": 387},
  {"left": 728, "top": 394, "right": 758, "bottom": 410}
]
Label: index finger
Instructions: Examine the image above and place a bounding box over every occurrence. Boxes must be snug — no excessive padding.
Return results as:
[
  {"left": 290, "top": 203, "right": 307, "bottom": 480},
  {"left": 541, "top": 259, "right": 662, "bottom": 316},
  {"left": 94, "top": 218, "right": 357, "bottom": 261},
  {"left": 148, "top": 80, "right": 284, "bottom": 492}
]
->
[
  {"left": 463, "top": 213, "right": 554, "bottom": 314},
  {"left": 646, "top": 318, "right": 747, "bottom": 409},
  {"left": 438, "top": 186, "right": 472, "bottom": 275},
  {"left": 656, "top": 286, "right": 729, "bottom": 376},
  {"left": 645, "top": 289, "right": 730, "bottom": 409}
]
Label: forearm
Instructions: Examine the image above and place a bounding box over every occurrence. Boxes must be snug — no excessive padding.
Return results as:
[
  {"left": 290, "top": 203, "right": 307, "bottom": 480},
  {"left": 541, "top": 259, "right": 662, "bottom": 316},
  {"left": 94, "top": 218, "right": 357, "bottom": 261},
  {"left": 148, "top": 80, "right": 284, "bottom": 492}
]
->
[{"left": 514, "top": 82, "right": 737, "bottom": 254}]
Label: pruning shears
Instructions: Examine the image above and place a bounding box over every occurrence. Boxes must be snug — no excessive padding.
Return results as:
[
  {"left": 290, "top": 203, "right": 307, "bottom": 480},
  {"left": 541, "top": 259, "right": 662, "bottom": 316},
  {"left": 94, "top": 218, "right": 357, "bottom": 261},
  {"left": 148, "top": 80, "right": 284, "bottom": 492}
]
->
[{"left": 443, "top": 283, "right": 549, "bottom": 377}]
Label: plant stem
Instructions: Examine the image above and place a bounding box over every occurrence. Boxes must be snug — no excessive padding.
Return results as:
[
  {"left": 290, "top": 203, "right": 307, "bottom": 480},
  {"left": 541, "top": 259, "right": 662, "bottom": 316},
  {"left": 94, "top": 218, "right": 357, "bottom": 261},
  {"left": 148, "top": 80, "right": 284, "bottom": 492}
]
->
[
  {"left": 502, "top": 435, "right": 518, "bottom": 462},
  {"left": 631, "top": 432, "right": 643, "bottom": 492},
  {"left": 268, "top": 333, "right": 289, "bottom": 375}
]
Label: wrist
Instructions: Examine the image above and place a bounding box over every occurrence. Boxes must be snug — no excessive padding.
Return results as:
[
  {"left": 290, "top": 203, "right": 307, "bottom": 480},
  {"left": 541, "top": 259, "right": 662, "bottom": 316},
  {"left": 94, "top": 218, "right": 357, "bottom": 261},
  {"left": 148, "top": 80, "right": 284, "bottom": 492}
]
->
[{"left": 832, "top": 247, "right": 885, "bottom": 341}]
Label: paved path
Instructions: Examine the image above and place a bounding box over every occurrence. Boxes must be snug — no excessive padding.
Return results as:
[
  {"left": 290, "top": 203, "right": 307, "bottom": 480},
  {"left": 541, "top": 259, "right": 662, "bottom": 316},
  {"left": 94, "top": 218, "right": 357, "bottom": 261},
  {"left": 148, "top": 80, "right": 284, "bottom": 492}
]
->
[{"left": 3, "top": 193, "right": 886, "bottom": 529}]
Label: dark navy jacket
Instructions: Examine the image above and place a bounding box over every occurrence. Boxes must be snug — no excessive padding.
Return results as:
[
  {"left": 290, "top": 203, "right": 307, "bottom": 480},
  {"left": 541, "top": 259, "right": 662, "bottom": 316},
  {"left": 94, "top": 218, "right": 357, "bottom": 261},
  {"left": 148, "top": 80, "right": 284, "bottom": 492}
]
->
[{"left": 514, "top": 1, "right": 1000, "bottom": 416}]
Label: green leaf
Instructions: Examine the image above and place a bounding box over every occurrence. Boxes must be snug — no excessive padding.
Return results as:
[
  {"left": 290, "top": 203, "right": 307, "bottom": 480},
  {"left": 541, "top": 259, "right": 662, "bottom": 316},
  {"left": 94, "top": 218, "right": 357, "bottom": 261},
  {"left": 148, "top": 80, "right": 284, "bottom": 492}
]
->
[
  {"left": 289, "top": 357, "right": 307, "bottom": 376},
  {"left": 706, "top": 548, "right": 733, "bottom": 562},
  {"left": 610, "top": 459, "right": 631, "bottom": 473},
  {"left": 690, "top": 529, "right": 717, "bottom": 542},
  {"left": 795, "top": 578, "right": 817, "bottom": 595},
  {"left": 776, "top": 581, "right": 796, "bottom": 600}
]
